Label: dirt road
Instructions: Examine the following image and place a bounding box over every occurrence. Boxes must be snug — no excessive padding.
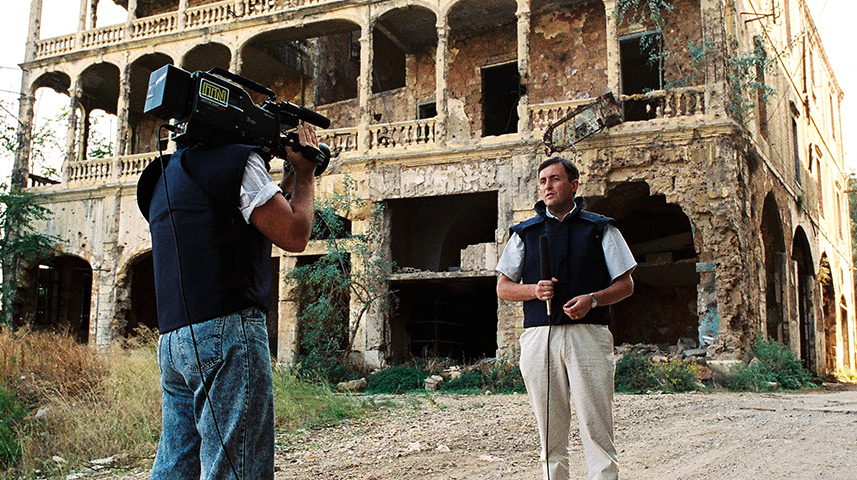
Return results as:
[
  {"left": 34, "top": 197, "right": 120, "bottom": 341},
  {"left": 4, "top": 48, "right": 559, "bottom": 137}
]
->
[{"left": 273, "top": 384, "right": 857, "bottom": 480}]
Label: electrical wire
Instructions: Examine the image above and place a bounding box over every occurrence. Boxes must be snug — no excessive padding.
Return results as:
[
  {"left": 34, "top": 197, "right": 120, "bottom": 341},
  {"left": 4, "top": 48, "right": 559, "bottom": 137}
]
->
[{"left": 156, "top": 125, "right": 241, "bottom": 480}]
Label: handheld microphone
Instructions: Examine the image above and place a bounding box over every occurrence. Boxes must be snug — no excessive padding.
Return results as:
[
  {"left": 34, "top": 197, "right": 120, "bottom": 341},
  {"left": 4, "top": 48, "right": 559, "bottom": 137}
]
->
[{"left": 539, "top": 235, "right": 551, "bottom": 319}]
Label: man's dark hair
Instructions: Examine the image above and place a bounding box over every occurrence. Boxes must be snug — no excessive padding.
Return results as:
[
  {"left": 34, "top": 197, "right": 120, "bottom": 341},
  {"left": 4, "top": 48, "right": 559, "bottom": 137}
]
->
[{"left": 538, "top": 157, "right": 579, "bottom": 181}]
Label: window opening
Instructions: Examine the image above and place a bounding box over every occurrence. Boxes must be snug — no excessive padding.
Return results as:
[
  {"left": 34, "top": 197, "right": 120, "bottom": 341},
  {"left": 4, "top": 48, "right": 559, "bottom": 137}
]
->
[
  {"left": 481, "top": 62, "right": 520, "bottom": 136},
  {"left": 620, "top": 32, "right": 663, "bottom": 121}
]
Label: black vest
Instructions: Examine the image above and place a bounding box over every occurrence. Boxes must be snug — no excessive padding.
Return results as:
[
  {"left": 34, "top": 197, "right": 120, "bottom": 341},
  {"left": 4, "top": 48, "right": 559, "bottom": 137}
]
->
[
  {"left": 510, "top": 198, "right": 614, "bottom": 328},
  {"left": 137, "top": 144, "right": 272, "bottom": 334}
]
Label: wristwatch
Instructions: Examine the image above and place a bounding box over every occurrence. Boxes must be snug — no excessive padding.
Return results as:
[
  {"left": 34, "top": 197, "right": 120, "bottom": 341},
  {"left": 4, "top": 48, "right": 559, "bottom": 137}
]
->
[{"left": 589, "top": 293, "right": 598, "bottom": 308}]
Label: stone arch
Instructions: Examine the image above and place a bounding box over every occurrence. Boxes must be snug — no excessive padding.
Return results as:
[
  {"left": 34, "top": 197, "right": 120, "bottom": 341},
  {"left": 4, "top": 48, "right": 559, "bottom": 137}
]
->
[
  {"left": 182, "top": 42, "right": 232, "bottom": 72},
  {"left": 116, "top": 250, "right": 158, "bottom": 337},
  {"left": 792, "top": 226, "right": 816, "bottom": 372},
  {"left": 841, "top": 295, "right": 852, "bottom": 371},
  {"left": 17, "top": 255, "right": 93, "bottom": 344},
  {"left": 239, "top": 19, "right": 362, "bottom": 109},
  {"left": 77, "top": 62, "right": 120, "bottom": 161},
  {"left": 761, "top": 192, "right": 787, "bottom": 345},
  {"left": 588, "top": 181, "right": 700, "bottom": 346},
  {"left": 819, "top": 253, "right": 836, "bottom": 374},
  {"left": 447, "top": 0, "right": 519, "bottom": 139},
  {"left": 128, "top": 53, "right": 174, "bottom": 154},
  {"left": 371, "top": 6, "right": 437, "bottom": 97}
]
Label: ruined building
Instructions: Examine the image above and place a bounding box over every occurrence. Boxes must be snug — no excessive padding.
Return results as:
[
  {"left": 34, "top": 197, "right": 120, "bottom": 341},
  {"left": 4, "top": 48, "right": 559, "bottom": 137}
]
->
[{"left": 11, "top": 0, "right": 856, "bottom": 375}]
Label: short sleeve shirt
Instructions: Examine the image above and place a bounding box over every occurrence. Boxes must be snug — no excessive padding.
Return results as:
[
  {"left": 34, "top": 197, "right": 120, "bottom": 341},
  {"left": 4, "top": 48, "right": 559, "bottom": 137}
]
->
[{"left": 238, "top": 152, "right": 282, "bottom": 223}]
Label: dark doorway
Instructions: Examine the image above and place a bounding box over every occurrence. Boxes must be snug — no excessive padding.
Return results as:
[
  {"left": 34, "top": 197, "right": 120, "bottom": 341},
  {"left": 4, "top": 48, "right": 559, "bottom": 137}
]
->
[
  {"left": 620, "top": 32, "right": 662, "bottom": 121},
  {"left": 127, "top": 252, "right": 158, "bottom": 335},
  {"left": 31, "top": 256, "right": 93, "bottom": 343},
  {"left": 588, "top": 182, "right": 699, "bottom": 346},
  {"left": 481, "top": 62, "right": 520, "bottom": 136},
  {"left": 761, "top": 194, "right": 788, "bottom": 346},
  {"left": 390, "top": 276, "right": 497, "bottom": 363},
  {"left": 388, "top": 192, "right": 497, "bottom": 273},
  {"left": 792, "top": 227, "right": 816, "bottom": 372}
]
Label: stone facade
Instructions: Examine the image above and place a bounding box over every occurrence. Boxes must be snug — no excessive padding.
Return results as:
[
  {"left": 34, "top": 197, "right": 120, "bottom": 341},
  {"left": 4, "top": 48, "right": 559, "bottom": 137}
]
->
[{"left": 12, "top": 0, "right": 856, "bottom": 375}]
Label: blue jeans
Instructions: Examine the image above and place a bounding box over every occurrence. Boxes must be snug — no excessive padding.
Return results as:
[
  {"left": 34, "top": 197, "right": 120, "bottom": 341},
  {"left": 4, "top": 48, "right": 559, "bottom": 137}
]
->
[{"left": 151, "top": 308, "right": 274, "bottom": 480}]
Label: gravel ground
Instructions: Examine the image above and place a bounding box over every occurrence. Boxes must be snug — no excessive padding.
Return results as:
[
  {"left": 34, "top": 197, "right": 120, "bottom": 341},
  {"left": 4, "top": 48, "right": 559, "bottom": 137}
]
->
[{"left": 106, "top": 383, "right": 857, "bottom": 480}]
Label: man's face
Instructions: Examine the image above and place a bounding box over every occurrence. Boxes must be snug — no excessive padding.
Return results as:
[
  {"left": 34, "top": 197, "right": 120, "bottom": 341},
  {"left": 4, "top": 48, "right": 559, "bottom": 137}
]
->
[{"left": 538, "top": 163, "right": 578, "bottom": 215}]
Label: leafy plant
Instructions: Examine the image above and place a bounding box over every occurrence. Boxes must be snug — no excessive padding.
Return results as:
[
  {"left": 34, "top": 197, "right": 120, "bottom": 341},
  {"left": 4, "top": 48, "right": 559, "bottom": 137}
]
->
[
  {"left": 365, "top": 366, "right": 428, "bottom": 394},
  {"left": 615, "top": 353, "right": 698, "bottom": 393},
  {"left": 728, "top": 336, "right": 815, "bottom": 391},
  {"left": 727, "top": 36, "right": 776, "bottom": 125},
  {"left": 0, "top": 384, "right": 26, "bottom": 469},
  {"left": 286, "top": 176, "right": 394, "bottom": 382}
]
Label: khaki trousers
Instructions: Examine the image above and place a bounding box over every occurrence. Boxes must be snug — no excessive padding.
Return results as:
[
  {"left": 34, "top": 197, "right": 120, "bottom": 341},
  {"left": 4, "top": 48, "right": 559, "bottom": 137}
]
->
[{"left": 519, "top": 323, "right": 618, "bottom": 480}]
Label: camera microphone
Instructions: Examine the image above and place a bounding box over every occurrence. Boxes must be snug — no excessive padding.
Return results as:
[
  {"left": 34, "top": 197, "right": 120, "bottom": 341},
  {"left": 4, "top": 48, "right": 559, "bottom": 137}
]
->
[{"left": 539, "top": 235, "right": 551, "bottom": 317}]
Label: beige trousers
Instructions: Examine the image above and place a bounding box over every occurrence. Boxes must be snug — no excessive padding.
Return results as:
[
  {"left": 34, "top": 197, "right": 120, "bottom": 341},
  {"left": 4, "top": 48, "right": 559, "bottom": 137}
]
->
[{"left": 519, "top": 323, "right": 619, "bottom": 480}]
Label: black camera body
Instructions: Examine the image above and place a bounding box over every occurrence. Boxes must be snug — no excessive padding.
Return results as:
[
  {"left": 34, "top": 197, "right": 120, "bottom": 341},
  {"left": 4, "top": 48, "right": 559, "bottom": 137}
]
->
[{"left": 144, "top": 64, "right": 331, "bottom": 175}]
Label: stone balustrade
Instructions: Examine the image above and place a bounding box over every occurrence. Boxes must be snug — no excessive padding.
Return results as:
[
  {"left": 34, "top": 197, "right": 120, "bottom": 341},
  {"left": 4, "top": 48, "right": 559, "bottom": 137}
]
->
[
  {"left": 67, "top": 158, "right": 113, "bottom": 184},
  {"left": 319, "top": 127, "right": 359, "bottom": 156},
  {"left": 529, "top": 98, "right": 592, "bottom": 132},
  {"left": 34, "top": 0, "right": 340, "bottom": 59},
  {"left": 119, "top": 152, "right": 159, "bottom": 180},
  {"left": 81, "top": 24, "right": 125, "bottom": 49},
  {"left": 620, "top": 86, "right": 707, "bottom": 119},
  {"left": 369, "top": 118, "right": 435, "bottom": 150}
]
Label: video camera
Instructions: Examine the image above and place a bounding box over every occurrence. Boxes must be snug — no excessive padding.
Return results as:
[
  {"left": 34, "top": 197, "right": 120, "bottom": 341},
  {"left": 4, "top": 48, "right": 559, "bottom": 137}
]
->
[{"left": 143, "top": 64, "right": 331, "bottom": 175}]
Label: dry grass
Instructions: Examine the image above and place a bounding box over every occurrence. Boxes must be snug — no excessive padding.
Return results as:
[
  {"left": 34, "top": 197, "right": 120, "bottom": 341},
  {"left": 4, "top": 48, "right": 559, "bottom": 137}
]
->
[{"left": 0, "top": 327, "right": 161, "bottom": 479}]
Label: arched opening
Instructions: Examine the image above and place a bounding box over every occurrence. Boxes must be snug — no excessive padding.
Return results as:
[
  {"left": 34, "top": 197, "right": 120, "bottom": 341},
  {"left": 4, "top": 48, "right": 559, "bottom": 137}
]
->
[
  {"left": 30, "top": 72, "right": 72, "bottom": 182},
  {"left": 77, "top": 63, "right": 120, "bottom": 161},
  {"left": 588, "top": 182, "right": 699, "bottom": 347},
  {"left": 18, "top": 255, "right": 93, "bottom": 343},
  {"left": 182, "top": 43, "right": 232, "bottom": 73},
  {"left": 370, "top": 6, "right": 437, "bottom": 124},
  {"left": 241, "top": 20, "right": 361, "bottom": 114},
  {"left": 819, "top": 254, "right": 837, "bottom": 374},
  {"left": 447, "top": 0, "right": 519, "bottom": 139},
  {"left": 761, "top": 193, "right": 787, "bottom": 346},
  {"left": 128, "top": 53, "right": 173, "bottom": 154},
  {"left": 118, "top": 252, "right": 158, "bottom": 336},
  {"left": 792, "top": 227, "right": 816, "bottom": 372}
]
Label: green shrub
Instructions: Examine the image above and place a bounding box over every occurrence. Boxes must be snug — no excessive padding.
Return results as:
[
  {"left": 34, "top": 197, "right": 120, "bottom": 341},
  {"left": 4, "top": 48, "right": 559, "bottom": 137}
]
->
[
  {"left": 440, "top": 360, "right": 525, "bottom": 393},
  {"left": 0, "top": 384, "right": 25, "bottom": 468},
  {"left": 366, "top": 366, "right": 428, "bottom": 394},
  {"left": 615, "top": 354, "right": 698, "bottom": 393},
  {"left": 729, "top": 336, "right": 815, "bottom": 391}
]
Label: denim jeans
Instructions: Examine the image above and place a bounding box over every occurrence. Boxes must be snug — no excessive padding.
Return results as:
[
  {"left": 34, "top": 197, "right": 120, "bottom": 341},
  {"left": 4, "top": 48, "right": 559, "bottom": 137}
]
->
[{"left": 151, "top": 308, "right": 274, "bottom": 480}]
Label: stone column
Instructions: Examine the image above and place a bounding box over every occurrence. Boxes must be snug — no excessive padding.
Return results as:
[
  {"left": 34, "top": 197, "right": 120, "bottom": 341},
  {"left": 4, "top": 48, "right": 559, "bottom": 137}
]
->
[
  {"left": 125, "top": 0, "right": 138, "bottom": 39},
  {"left": 358, "top": 21, "right": 373, "bottom": 154},
  {"left": 178, "top": 0, "right": 189, "bottom": 30},
  {"left": 278, "top": 255, "right": 300, "bottom": 365},
  {"left": 516, "top": 1, "right": 530, "bottom": 135},
  {"left": 77, "top": 0, "right": 88, "bottom": 46},
  {"left": 11, "top": 0, "right": 44, "bottom": 188},
  {"left": 435, "top": 20, "right": 449, "bottom": 146},
  {"left": 114, "top": 61, "right": 132, "bottom": 175},
  {"left": 603, "top": 0, "right": 621, "bottom": 97},
  {"left": 63, "top": 79, "right": 83, "bottom": 183}
]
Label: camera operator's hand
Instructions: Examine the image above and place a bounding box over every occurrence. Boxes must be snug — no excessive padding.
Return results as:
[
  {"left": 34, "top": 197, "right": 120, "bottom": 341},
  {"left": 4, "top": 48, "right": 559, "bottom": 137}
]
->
[
  {"left": 253, "top": 122, "right": 317, "bottom": 253},
  {"left": 284, "top": 123, "right": 319, "bottom": 177}
]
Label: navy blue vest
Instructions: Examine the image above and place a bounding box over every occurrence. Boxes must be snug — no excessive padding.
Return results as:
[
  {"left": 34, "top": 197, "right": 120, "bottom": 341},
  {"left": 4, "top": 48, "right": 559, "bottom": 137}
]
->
[
  {"left": 510, "top": 199, "right": 614, "bottom": 328},
  {"left": 137, "top": 144, "right": 272, "bottom": 333}
]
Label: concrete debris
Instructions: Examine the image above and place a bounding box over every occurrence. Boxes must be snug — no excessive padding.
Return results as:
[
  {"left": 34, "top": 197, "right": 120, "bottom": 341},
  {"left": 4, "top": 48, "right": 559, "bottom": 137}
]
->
[
  {"left": 424, "top": 375, "right": 444, "bottom": 391},
  {"left": 336, "top": 378, "right": 367, "bottom": 392}
]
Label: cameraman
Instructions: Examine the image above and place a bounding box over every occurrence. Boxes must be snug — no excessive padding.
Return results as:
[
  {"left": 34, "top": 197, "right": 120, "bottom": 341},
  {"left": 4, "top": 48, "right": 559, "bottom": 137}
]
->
[{"left": 140, "top": 123, "right": 318, "bottom": 480}]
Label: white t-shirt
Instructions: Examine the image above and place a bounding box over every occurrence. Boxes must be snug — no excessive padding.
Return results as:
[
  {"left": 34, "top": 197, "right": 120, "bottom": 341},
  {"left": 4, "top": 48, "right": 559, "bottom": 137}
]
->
[{"left": 238, "top": 152, "right": 283, "bottom": 224}]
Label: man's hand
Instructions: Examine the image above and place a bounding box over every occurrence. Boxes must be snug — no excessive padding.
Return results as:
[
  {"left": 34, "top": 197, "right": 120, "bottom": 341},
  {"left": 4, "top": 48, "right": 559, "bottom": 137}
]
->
[
  {"left": 284, "top": 123, "right": 320, "bottom": 177},
  {"left": 535, "top": 278, "right": 557, "bottom": 302}
]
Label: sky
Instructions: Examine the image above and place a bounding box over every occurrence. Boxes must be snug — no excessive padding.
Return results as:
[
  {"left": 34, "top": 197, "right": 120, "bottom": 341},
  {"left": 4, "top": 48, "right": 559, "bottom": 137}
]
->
[{"left": 0, "top": 0, "right": 854, "bottom": 180}]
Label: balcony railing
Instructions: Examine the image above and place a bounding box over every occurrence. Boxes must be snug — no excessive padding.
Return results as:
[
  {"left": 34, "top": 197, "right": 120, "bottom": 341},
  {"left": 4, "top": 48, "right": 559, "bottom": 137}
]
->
[
  {"left": 369, "top": 118, "right": 435, "bottom": 150},
  {"left": 58, "top": 88, "right": 709, "bottom": 187},
  {"left": 33, "top": 0, "right": 340, "bottom": 59},
  {"left": 67, "top": 158, "right": 112, "bottom": 183}
]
